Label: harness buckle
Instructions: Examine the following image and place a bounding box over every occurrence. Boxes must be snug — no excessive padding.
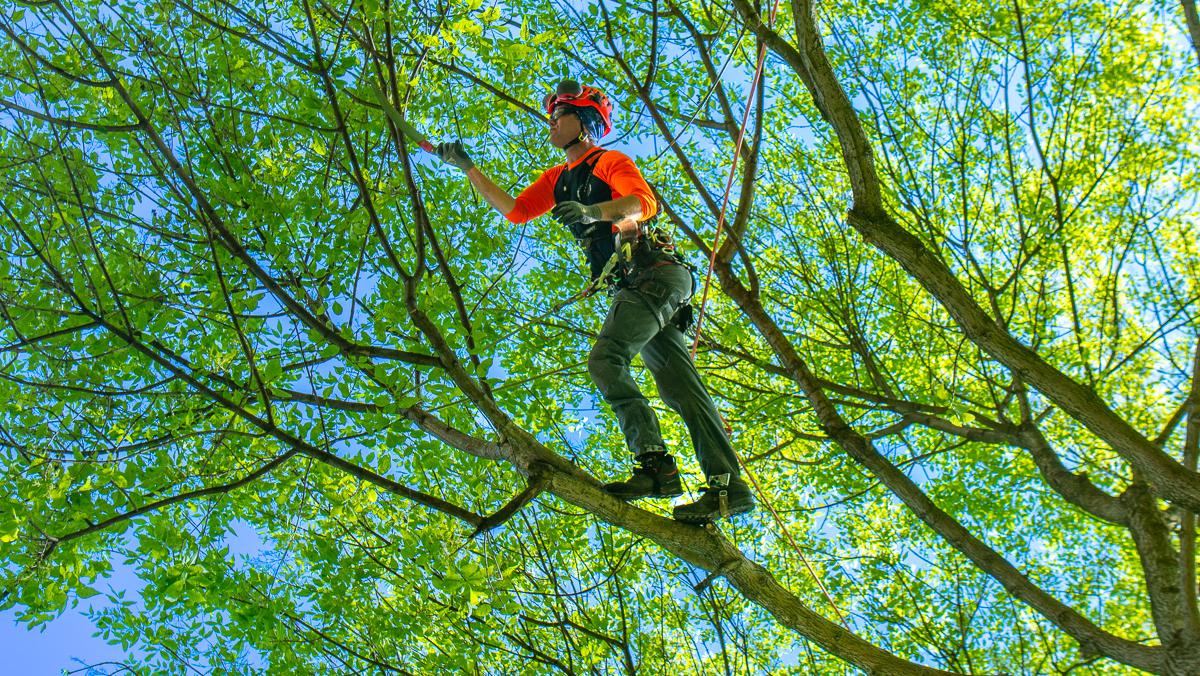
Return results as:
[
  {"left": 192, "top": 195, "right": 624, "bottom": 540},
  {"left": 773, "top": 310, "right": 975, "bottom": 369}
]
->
[{"left": 613, "top": 220, "right": 639, "bottom": 265}]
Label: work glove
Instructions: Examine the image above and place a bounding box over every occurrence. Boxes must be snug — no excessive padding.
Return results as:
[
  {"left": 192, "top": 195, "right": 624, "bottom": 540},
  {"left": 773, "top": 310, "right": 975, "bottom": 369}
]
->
[
  {"left": 551, "top": 201, "right": 602, "bottom": 226},
  {"left": 436, "top": 140, "right": 474, "bottom": 171}
]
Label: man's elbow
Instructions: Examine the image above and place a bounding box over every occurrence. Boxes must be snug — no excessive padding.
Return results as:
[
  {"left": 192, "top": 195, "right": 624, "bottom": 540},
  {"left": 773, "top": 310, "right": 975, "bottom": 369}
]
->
[{"left": 635, "top": 194, "right": 658, "bottom": 221}]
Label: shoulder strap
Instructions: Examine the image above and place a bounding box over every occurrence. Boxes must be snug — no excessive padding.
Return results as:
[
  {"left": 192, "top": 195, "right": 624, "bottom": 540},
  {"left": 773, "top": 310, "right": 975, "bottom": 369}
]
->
[
  {"left": 584, "top": 147, "right": 607, "bottom": 164},
  {"left": 576, "top": 147, "right": 607, "bottom": 173}
]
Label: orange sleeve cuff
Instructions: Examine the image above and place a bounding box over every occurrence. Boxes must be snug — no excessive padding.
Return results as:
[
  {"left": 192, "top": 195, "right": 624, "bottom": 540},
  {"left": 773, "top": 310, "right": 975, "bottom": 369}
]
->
[
  {"left": 505, "top": 167, "right": 562, "bottom": 223},
  {"left": 595, "top": 151, "right": 657, "bottom": 221}
]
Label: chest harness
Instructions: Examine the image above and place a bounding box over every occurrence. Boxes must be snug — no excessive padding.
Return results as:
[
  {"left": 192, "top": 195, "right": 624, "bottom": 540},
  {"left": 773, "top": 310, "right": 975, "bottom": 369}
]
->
[{"left": 553, "top": 149, "right": 690, "bottom": 294}]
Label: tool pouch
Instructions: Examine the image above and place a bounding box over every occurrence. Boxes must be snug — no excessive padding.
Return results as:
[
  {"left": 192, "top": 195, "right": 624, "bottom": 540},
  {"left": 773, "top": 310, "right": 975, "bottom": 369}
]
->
[{"left": 670, "top": 303, "right": 695, "bottom": 332}]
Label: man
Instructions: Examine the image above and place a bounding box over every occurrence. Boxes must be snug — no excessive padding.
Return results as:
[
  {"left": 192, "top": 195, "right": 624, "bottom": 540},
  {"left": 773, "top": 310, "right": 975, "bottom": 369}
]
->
[{"left": 436, "top": 80, "right": 753, "bottom": 523}]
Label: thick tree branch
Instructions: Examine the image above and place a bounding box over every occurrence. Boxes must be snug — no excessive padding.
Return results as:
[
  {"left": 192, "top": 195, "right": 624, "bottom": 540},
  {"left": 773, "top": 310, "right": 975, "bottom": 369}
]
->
[
  {"left": 535, "top": 467, "right": 958, "bottom": 675},
  {"left": 1123, "top": 481, "right": 1191, "bottom": 652},
  {"left": 713, "top": 263, "right": 1161, "bottom": 671},
  {"left": 1181, "top": 340, "right": 1200, "bottom": 636},
  {"left": 730, "top": 0, "right": 1200, "bottom": 514},
  {"left": 1014, "top": 385, "right": 1128, "bottom": 525},
  {"left": 470, "top": 474, "right": 549, "bottom": 537},
  {"left": 1183, "top": 0, "right": 1200, "bottom": 66}
]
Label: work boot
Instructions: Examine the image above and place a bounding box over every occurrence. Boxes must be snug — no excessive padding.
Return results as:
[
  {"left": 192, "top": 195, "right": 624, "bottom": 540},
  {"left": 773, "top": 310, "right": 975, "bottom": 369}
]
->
[
  {"left": 603, "top": 450, "right": 684, "bottom": 501},
  {"left": 673, "top": 474, "right": 755, "bottom": 524}
]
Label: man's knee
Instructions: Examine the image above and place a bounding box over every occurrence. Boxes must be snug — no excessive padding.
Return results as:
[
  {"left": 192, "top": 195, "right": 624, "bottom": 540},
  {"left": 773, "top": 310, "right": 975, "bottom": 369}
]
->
[{"left": 588, "top": 337, "right": 624, "bottom": 390}]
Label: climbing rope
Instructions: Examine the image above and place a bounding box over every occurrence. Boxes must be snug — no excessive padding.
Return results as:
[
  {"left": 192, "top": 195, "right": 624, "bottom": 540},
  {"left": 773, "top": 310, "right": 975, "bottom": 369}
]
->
[
  {"left": 687, "top": 34, "right": 766, "bottom": 360},
  {"left": 735, "top": 452, "right": 847, "bottom": 625},
  {"left": 683, "top": 2, "right": 848, "bottom": 626}
]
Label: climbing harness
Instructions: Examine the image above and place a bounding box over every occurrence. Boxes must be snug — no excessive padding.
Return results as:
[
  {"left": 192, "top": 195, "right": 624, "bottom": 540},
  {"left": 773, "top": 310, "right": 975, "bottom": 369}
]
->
[{"left": 507, "top": 221, "right": 690, "bottom": 343}]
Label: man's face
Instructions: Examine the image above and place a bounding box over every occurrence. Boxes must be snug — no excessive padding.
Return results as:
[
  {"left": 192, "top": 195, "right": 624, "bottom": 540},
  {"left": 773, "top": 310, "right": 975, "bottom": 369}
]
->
[{"left": 548, "top": 105, "right": 582, "bottom": 148}]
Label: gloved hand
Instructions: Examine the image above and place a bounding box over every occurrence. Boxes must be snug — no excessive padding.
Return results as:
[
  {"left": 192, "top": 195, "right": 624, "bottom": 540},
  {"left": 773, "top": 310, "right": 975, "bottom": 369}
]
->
[
  {"left": 436, "top": 140, "right": 474, "bottom": 171},
  {"left": 551, "top": 201, "right": 602, "bottom": 225}
]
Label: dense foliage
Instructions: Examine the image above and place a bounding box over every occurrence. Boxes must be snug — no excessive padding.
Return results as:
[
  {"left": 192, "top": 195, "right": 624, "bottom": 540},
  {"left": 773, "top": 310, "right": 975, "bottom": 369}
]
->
[{"left": 2, "top": 0, "right": 1198, "bottom": 673}]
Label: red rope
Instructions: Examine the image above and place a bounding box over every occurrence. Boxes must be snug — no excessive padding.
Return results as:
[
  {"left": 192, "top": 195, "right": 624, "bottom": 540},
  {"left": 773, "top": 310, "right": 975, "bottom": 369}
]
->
[
  {"left": 689, "top": 9, "right": 774, "bottom": 360},
  {"left": 686, "top": 1, "right": 847, "bottom": 626},
  {"left": 735, "top": 451, "right": 847, "bottom": 625}
]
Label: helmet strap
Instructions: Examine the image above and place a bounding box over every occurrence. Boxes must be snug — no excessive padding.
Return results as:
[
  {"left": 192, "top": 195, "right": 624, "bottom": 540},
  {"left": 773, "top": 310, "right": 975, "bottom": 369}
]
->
[{"left": 559, "top": 130, "right": 590, "bottom": 151}]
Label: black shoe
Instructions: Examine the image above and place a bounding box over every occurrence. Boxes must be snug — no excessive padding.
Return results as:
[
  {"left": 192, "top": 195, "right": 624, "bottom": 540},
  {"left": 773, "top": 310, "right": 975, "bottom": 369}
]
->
[
  {"left": 603, "top": 451, "right": 685, "bottom": 501},
  {"left": 673, "top": 474, "right": 755, "bottom": 524}
]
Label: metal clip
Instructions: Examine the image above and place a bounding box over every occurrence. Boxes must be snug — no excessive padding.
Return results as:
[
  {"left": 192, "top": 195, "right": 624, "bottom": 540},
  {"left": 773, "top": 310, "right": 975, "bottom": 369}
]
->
[{"left": 612, "top": 220, "right": 640, "bottom": 265}]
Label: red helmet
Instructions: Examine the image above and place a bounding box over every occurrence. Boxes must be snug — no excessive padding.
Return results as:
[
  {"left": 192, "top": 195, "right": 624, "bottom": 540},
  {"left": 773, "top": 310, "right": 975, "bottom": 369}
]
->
[{"left": 543, "top": 80, "right": 614, "bottom": 138}]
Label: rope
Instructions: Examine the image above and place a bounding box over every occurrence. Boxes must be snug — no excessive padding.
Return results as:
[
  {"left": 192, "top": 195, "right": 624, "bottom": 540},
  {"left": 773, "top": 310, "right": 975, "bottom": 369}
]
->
[
  {"left": 683, "top": 1, "right": 848, "bottom": 626},
  {"left": 735, "top": 451, "right": 847, "bottom": 625},
  {"left": 688, "top": 15, "right": 771, "bottom": 360},
  {"left": 648, "top": 15, "right": 744, "bottom": 164}
]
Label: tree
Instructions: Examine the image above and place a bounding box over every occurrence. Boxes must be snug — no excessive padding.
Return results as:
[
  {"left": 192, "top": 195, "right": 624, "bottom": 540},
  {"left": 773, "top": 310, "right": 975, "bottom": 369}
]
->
[{"left": 1, "top": 0, "right": 1197, "bottom": 672}]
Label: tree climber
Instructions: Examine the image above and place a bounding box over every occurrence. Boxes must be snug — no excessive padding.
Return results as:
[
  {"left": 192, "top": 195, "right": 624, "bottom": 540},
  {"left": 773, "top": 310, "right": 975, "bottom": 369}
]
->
[{"left": 436, "top": 80, "right": 754, "bottom": 523}]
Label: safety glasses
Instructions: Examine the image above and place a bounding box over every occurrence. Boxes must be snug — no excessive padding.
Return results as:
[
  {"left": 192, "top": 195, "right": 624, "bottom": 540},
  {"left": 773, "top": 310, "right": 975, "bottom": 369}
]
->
[{"left": 548, "top": 107, "right": 576, "bottom": 122}]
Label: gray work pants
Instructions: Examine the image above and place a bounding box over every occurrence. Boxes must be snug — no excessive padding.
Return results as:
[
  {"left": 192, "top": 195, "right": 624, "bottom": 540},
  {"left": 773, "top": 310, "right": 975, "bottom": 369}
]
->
[{"left": 587, "top": 262, "right": 740, "bottom": 480}]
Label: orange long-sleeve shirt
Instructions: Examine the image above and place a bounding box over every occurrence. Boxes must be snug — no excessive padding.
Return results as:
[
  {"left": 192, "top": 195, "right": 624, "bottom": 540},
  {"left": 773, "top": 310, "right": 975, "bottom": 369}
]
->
[{"left": 504, "top": 148, "right": 658, "bottom": 224}]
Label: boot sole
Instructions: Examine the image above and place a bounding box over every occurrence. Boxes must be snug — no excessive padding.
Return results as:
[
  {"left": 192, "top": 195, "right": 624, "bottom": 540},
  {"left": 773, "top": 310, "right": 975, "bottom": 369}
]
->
[
  {"left": 606, "top": 488, "right": 685, "bottom": 502},
  {"left": 603, "top": 475, "right": 685, "bottom": 502},
  {"left": 673, "top": 503, "right": 755, "bottom": 524}
]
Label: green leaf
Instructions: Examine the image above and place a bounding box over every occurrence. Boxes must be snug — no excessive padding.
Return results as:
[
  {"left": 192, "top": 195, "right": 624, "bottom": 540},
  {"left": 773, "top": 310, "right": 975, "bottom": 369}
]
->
[{"left": 76, "top": 586, "right": 102, "bottom": 599}]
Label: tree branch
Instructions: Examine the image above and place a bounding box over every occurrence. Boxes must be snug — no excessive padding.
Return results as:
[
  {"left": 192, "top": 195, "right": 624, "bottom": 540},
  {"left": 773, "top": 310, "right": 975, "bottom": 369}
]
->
[{"left": 730, "top": 0, "right": 1200, "bottom": 514}]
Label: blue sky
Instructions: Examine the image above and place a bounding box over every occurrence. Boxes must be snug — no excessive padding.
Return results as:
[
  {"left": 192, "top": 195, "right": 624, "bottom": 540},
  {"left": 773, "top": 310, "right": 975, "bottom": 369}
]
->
[
  {"left": 0, "top": 519, "right": 270, "bottom": 674},
  {"left": 3, "top": 538, "right": 157, "bottom": 675},
  {"left": 2, "top": 600, "right": 127, "bottom": 674}
]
